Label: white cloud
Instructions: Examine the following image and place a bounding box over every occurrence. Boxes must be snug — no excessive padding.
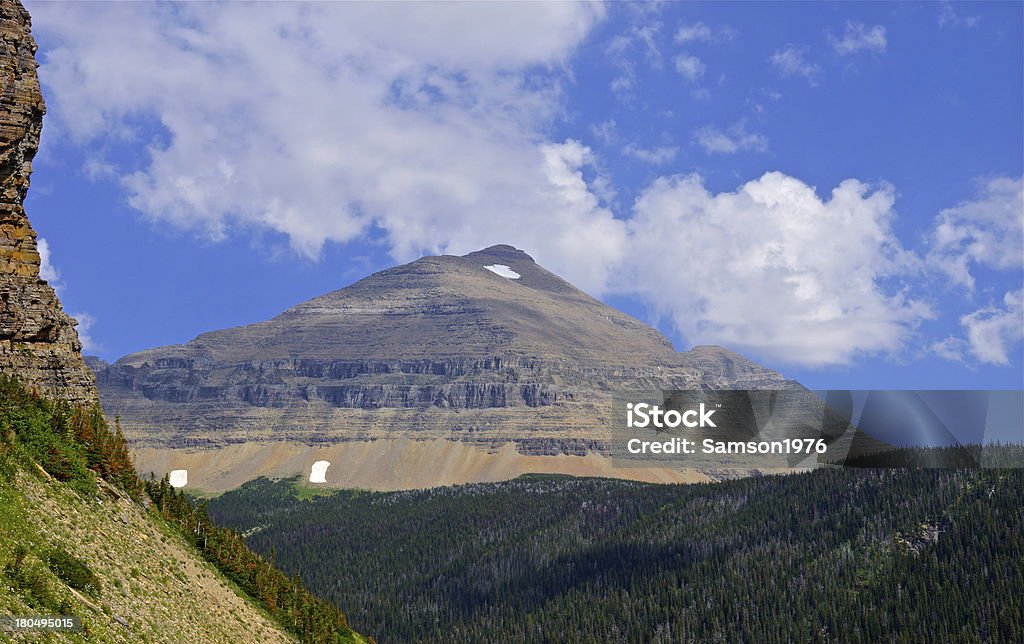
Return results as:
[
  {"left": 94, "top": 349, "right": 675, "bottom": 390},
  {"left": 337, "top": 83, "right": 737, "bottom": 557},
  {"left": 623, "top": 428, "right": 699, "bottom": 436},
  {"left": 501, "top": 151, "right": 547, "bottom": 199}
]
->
[
  {"left": 928, "top": 176, "right": 1023, "bottom": 289},
  {"left": 675, "top": 22, "right": 736, "bottom": 44},
  {"left": 693, "top": 121, "right": 768, "bottom": 154},
  {"left": 622, "top": 143, "right": 678, "bottom": 165},
  {"left": 605, "top": 22, "right": 664, "bottom": 100},
  {"left": 769, "top": 46, "right": 820, "bottom": 85},
  {"left": 929, "top": 336, "right": 968, "bottom": 364},
  {"left": 831, "top": 22, "right": 887, "bottom": 56},
  {"left": 633, "top": 24, "right": 664, "bottom": 69},
  {"left": 37, "top": 237, "right": 60, "bottom": 284},
  {"left": 608, "top": 23, "right": 663, "bottom": 69},
  {"left": 31, "top": 2, "right": 622, "bottom": 294},
  {"left": 32, "top": 2, "right": 1013, "bottom": 372},
  {"left": 673, "top": 54, "right": 705, "bottom": 81},
  {"left": 71, "top": 311, "right": 100, "bottom": 353},
  {"left": 935, "top": 290, "right": 1024, "bottom": 365},
  {"left": 621, "top": 172, "right": 931, "bottom": 367},
  {"left": 961, "top": 290, "right": 1024, "bottom": 365},
  {"left": 82, "top": 156, "right": 117, "bottom": 180}
]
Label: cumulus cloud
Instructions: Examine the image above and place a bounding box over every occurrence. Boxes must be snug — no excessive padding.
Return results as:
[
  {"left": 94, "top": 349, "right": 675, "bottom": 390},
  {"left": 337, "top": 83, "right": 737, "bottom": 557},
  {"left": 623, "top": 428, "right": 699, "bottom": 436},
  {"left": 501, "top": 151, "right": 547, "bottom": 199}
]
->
[
  {"left": 831, "top": 22, "right": 887, "bottom": 55},
  {"left": 960, "top": 290, "right": 1024, "bottom": 365},
  {"left": 675, "top": 22, "right": 736, "bottom": 44},
  {"left": 31, "top": 2, "right": 622, "bottom": 293},
  {"left": 693, "top": 121, "right": 768, "bottom": 154},
  {"left": 32, "top": 3, "right": 1013, "bottom": 371},
  {"left": 928, "top": 179, "right": 1023, "bottom": 366},
  {"left": 770, "top": 46, "right": 820, "bottom": 85},
  {"left": 928, "top": 176, "right": 1023, "bottom": 289},
  {"left": 621, "top": 172, "right": 930, "bottom": 367},
  {"left": 934, "top": 290, "right": 1024, "bottom": 365},
  {"left": 673, "top": 54, "right": 705, "bottom": 81},
  {"left": 622, "top": 143, "right": 678, "bottom": 165}
]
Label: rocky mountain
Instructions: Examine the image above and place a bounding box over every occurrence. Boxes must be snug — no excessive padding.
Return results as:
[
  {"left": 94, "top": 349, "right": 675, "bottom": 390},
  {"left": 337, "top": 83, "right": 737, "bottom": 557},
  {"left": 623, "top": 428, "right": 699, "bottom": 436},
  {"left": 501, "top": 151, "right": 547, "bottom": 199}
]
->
[
  {"left": 0, "top": 0, "right": 95, "bottom": 405},
  {"left": 94, "top": 244, "right": 791, "bottom": 491}
]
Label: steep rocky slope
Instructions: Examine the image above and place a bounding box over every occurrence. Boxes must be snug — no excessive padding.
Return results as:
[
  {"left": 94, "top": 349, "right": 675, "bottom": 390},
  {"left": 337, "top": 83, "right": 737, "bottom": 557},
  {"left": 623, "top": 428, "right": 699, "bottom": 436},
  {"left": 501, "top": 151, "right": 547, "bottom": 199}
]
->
[
  {"left": 94, "top": 245, "right": 790, "bottom": 490},
  {"left": 1, "top": 467, "right": 298, "bottom": 643}
]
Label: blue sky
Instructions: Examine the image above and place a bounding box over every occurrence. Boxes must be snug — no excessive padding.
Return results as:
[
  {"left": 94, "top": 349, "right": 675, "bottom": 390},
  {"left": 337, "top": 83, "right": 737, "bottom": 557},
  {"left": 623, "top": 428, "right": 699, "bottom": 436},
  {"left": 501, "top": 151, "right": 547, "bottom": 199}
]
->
[{"left": 24, "top": 1, "right": 1024, "bottom": 390}]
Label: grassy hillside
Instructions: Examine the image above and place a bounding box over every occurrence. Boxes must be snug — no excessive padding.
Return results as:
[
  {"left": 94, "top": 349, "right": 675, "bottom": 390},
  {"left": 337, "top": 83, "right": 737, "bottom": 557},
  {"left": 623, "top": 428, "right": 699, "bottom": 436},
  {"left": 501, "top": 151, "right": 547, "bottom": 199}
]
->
[
  {"left": 209, "top": 464, "right": 1023, "bottom": 643},
  {"left": 0, "top": 376, "right": 369, "bottom": 643}
]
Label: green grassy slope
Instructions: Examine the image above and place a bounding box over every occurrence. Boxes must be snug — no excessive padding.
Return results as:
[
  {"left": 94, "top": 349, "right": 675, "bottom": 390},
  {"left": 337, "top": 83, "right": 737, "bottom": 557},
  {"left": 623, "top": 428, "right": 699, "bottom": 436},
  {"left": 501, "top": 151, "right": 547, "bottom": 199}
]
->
[{"left": 0, "top": 376, "right": 369, "bottom": 643}]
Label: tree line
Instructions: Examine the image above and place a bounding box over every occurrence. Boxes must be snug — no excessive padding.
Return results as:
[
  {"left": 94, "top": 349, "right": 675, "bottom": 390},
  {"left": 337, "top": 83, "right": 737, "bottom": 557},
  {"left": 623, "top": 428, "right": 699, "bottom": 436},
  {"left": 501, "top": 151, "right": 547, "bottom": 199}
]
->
[{"left": 210, "top": 461, "right": 1023, "bottom": 643}]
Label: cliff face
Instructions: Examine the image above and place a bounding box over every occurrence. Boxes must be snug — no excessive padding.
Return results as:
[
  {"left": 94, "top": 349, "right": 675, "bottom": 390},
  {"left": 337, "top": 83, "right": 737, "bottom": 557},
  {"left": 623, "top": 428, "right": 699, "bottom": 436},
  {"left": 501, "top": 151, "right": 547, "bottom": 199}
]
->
[{"left": 0, "top": 0, "right": 96, "bottom": 405}]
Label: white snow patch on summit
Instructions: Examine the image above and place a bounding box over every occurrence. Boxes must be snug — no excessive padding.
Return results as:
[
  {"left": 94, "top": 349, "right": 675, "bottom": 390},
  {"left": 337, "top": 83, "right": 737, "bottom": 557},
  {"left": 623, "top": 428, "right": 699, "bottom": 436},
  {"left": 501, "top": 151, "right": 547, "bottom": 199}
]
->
[{"left": 484, "top": 264, "right": 520, "bottom": 279}]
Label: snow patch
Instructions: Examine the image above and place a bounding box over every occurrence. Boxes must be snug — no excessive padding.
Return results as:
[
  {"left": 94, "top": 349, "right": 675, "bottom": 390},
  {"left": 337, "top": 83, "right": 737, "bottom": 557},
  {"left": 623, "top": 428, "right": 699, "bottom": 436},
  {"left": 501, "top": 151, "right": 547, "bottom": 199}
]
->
[
  {"left": 169, "top": 469, "right": 188, "bottom": 488},
  {"left": 484, "top": 264, "right": 520, "bottom": 279},
  {"left": 309, "top": 460, "right": 331, "bottom": 483}
]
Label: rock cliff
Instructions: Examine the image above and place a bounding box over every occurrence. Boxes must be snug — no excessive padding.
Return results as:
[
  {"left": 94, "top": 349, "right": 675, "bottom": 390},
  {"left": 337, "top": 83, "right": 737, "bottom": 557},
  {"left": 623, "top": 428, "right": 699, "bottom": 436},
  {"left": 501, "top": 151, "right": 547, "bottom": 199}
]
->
[{"left": 0, "top": 0, "right": 96, "bottom": 405}]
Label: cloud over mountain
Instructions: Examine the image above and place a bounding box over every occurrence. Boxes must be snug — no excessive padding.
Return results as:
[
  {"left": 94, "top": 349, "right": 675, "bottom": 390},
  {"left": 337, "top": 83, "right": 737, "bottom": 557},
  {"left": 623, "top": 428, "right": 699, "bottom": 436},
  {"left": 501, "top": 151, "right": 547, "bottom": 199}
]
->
[
  {"left": 28, "top": 2, "right": 1022, "bottom": 372},
  {"left": 32, "top": 2, "right": 617, "bottom": 293},
  {"left": 623, "top": 172, "right": 931, "bottom": 367}
]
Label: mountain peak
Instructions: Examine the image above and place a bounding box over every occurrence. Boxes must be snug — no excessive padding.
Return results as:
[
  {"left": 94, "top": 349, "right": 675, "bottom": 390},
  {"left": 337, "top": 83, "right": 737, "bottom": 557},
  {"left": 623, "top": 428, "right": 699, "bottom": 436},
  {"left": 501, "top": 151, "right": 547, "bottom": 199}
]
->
[{"left": 462, "top": 244, "right": 536, "bottom": 264}]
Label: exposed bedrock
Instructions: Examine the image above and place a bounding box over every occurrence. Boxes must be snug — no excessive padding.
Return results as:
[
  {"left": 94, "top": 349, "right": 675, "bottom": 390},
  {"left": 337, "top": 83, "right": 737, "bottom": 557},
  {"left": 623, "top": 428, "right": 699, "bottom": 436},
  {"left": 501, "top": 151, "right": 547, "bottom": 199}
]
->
[{"left": 0, "top": 0, "right": 97, "bottom": 405}]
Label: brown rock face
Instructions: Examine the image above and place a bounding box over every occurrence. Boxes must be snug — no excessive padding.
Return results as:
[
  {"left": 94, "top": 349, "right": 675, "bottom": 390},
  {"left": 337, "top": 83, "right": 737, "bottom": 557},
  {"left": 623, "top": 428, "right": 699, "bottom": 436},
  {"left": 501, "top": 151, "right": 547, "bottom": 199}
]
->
[{"left": 0, "top": 0, "right": 97, "bottom": 405}]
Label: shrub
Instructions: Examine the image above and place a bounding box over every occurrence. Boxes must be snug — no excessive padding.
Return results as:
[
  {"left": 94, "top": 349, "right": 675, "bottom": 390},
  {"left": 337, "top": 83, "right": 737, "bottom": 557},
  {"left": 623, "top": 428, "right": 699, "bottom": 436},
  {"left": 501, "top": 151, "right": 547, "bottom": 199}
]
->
[{"left": 47, "top": 547, "right": 102, "bottom": 596}]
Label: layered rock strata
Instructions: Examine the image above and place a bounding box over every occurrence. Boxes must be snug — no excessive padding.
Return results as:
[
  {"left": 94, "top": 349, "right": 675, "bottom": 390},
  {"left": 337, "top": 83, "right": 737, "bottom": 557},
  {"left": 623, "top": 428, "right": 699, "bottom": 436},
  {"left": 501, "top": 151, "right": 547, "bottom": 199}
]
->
[{"left": 0, "top": 0, "right": 97, "bottom": 405}]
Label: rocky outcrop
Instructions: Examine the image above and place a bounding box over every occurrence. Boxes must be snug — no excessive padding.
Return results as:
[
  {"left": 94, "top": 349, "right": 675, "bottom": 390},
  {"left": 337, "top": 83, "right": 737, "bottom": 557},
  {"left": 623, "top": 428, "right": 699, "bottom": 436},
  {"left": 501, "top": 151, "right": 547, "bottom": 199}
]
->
[{"left": 0, "top": 0, "right": 96, "bottom": 405}]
